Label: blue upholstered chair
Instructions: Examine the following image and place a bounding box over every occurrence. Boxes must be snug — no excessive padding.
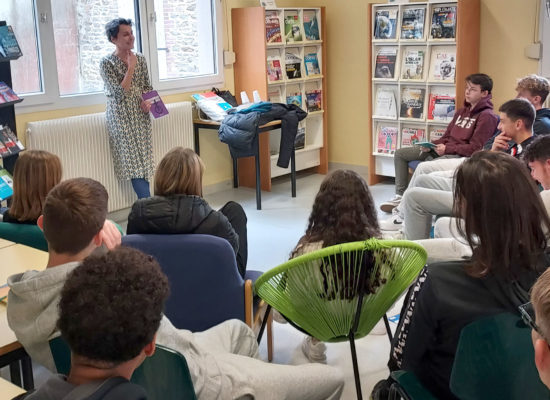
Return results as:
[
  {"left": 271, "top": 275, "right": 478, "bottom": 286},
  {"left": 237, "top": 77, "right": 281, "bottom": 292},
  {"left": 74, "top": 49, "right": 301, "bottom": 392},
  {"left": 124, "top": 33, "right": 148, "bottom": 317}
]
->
[{"left": 122, "top": 234, "right": 273, "bottom": 360}]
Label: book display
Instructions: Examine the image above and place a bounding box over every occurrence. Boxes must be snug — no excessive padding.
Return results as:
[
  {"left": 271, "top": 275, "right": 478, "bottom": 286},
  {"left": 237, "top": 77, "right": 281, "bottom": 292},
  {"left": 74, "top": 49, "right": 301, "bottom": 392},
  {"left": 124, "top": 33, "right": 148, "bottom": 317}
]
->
[
  {"left": 232, "top": 7, "right": 327, "bottom": 190},
  {"left": 368, "top": 1, "right": 480, "bottom": 182},
  {"left": 0, "top": 21, "right": 23, "bottom": 178}
]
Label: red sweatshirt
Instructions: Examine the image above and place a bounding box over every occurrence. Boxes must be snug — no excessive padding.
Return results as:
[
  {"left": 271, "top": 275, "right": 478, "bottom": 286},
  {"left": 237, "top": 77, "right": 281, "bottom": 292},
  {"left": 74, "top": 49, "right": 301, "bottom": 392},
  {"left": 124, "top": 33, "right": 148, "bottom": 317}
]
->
[{"left": 432, "top": 95, "right": 498, "bottom": 156}]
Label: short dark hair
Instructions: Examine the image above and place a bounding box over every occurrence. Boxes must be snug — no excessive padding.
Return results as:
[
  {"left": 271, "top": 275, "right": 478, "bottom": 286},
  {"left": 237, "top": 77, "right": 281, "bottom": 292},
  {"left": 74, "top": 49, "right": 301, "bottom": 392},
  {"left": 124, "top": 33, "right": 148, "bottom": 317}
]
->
[
  {"left": 523, "top": 135, "right": 550, "bottom": 163},
  {"left": 57, "top": 247, "right": 170, "bottom": 366},
  {"left": 105, "top": 18, "right": 132, "bottom": 42},
  {"left": 466, "top": 73, "right": 493, "bottom": 94},
  {"left": 43, "top": 178, "right": 108, "bottom": 254},
  {"left": 499, "top": 98, "right": 536, "bottom": 131}
]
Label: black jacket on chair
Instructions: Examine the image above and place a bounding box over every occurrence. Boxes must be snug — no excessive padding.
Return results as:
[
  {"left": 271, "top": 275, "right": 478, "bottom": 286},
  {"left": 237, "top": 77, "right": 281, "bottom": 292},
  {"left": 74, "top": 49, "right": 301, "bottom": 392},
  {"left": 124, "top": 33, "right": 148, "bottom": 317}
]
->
[{"left": 126, "top": 194, "right": 239, "bottom": 256}]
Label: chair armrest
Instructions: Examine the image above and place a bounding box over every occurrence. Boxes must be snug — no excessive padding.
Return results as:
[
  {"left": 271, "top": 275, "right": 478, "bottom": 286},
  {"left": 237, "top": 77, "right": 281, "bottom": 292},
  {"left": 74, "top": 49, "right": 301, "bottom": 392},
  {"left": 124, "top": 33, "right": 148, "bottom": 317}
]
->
[{"left": 390, "top": 371, "right": 437, "bottom": 400}]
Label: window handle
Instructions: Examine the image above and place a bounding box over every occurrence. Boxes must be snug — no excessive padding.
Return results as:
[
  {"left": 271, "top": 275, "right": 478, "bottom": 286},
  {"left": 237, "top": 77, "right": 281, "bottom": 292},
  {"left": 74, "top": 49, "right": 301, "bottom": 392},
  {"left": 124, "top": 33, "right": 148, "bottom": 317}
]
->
[
  {"left": 149, "top": 12, "right": 157, "bottom": 22},
  {"left": 40, "top": 13, "right": 48, "bottom": 23}
]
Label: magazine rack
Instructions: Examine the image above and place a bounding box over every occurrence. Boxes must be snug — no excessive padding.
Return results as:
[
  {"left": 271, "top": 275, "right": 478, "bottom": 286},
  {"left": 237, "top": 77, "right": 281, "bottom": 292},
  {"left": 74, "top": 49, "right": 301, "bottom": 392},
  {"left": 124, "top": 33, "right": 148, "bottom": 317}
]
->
[
  {"left": 231, "top": 7, "right": 327, "bottom": 192},
  {"left": 368, "top": 0, "right": 480, "bottom": 184}
]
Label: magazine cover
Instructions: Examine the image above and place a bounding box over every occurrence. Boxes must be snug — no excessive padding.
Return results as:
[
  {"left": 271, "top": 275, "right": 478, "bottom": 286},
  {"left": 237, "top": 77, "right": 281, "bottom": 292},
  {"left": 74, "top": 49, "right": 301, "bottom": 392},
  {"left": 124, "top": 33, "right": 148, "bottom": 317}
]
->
[
  {"left": 430, "top": 6, "right": 457, "bottom": 39},
  {"left": 285, "top": 52, "right": 302, "bottom": 79},
  {"left": 0, "top": 26, "right": 22, "bottom": 59},
  {"left": 401, "top": 127, "right": 426, "bottom": 147},
  {"left": 284, "top": 14, "right": 303, "bottom": 43},
  {"left": 431, "top": 50, "right": 456, "bottom": 81},
  {"left": 400, "top": 87, "right": 426, "bottom": 119},
  {"left": 374, "top": 88, "right": 397, "bottom": 118},
  {"left": 265, "top": 11, "right": 282, "bottom": 43},
  {"left": 374, "top": 8, "right": 398, "bottom": 40},
  {"left": 0, "top": 81, "right": 21, "bottom": 103},
  {"left": 295, "top": 123, "right": 305, "bottom": 150},
  {"left": 374, "top": 47, "right": 397, "bottom": 79},
  {"left": 401, "top": 49, "right": 424, "bottom": 80},
  {"left": 303, "top": 10, "right": 320, "bottom": 40},
  {"left": 267, "top": 57, "right": 283, "bottom": 82},
  {"left": 401, "top": 8, "right": 425, "bottom": 40},
  {"left": 0, "top": 138, "right": 9, "bottom": 158},
  {"left": 428, "top": 94, "right": 456, "bottom": 121},
  {"left": 268, "top": 87, "right": 282, "bottom": 103},
  {"left": 286, "top": 92, "right": 303, "bottom": 107},
  {"left": 306, "top": 90, "right": 322, "bottom": 112},
  {"left": 0, "top": 168, "right": 13, "bottom": 200},
  {"left": 304, "top": 53, "right": 320, "bottom": 75},
  {"left": 429, "top": 126, "right": 447, "bottom": 141},
  {"left": 3, "top": 126, "right": 24, "bottom": 151},
  {"left": 142, "top": 91, "right": 168, "bottom": 119},
  {"left": 377, "top": 126, "right": 398, "bottom": 154},
  {"left": 0, "top": 126, "right": 21, "bottom": 155}
]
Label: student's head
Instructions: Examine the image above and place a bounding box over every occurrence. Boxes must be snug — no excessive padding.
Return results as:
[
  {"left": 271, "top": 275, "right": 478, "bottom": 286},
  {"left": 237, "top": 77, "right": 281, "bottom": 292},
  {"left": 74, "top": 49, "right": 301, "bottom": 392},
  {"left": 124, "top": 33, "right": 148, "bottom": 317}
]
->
[
  {"left": 9, "top": 150, "right": 62, "bottom": 222},
  {"left": 105, "top": 18, "right": 134, "bottom": 49},
  {"left": 465, "top": 73, "right": 493, "bottom": 105},
  {"left": 524, "top": 135, "right": 550, "bottom": 190},
  {"left": 516, "top": 74, "right": 550, "bottom": 109},
  {"left": 39, "top": 178, "right": 108, "bottom": 255},
  {"left": 453, "top": 151, "right": 550, "bottom": 279},
  {"left": 530, "top": 268, "right": 550, "bottom": 389},
  {"left": 300, "top": 170, "right": 380, "bottom": 248},
  {"left": 57, "top": 247, "right": 169, "bottom": 371},
  {"left": 154, "top": 147, "right": 204, "bottom": 197},
  {"left": 497, "top": 98, "right": 536, "bottom": 136}
]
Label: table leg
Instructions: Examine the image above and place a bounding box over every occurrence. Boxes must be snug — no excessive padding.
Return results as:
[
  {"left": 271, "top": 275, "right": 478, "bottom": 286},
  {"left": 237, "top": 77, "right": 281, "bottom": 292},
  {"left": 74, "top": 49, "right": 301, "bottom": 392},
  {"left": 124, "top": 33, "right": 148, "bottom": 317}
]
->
[
  {"left": 21, "top": 355, "right": 34, "bottom": 390},
  {"left": 9, "top": 361, "right": 21, "bottom": 387},
  {"left": 255, "top": 152, "right": 261, "bottom": 210},
  {"left": 193, "top": 125, "right": 200, "bottom": 155},
  {"left": 291, "top": 149, "right": 296, "bottom": 198},
  {"left": 233, "top": 157, "right": 239, "bottom": 188}
]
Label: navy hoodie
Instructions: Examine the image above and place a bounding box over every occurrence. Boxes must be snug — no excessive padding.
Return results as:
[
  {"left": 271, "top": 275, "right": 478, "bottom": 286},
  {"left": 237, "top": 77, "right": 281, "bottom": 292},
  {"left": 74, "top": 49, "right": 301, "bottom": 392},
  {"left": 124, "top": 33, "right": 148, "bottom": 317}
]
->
[
  {"left": 535, "top": 108, "right": 550, "bottom": 135},
  {"left": 433, "top": 95, "right": 499, "bottom": 156}
]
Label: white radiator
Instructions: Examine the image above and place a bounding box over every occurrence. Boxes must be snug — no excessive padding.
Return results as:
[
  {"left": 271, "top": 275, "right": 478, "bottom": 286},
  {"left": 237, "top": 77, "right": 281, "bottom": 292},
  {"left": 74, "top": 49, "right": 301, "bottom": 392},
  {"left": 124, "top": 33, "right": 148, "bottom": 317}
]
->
[{"left": 26, "top": 101, "right": 194, "bottom": 212}]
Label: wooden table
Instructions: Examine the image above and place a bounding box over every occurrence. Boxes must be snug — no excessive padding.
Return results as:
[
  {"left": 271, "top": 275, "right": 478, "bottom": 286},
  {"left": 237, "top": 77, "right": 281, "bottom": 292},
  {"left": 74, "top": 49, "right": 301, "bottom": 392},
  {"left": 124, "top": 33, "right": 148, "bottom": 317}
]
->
[
  {"left": 0, "top": 244, "right": 48, "bottom": 391},
  {"left": 0, "top": 377, "right": 25, "bottom": 399},
  {"left": 0, "top": 238, "right": 14, "bottom": 249},
  {"left": 193, "top": 119, "right": 296, "bottom": 210}
]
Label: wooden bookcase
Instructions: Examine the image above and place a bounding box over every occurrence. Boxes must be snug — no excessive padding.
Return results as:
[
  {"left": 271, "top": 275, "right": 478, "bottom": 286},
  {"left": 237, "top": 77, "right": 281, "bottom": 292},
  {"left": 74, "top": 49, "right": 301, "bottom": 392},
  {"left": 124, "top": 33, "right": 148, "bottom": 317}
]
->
[
  {"left": 368, "top": 0, "right": 480, "bottom": 185},
  {"left": 232, "top": 6, "right": 328, "bottom": 191}
]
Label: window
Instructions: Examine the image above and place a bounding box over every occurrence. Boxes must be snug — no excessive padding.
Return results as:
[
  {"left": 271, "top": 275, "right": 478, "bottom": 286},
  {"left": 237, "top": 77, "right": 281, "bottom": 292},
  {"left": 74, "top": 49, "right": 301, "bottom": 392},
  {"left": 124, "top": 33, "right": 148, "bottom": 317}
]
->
[{"left": 0, "top": 0, "right": 223, "bottom": 111}]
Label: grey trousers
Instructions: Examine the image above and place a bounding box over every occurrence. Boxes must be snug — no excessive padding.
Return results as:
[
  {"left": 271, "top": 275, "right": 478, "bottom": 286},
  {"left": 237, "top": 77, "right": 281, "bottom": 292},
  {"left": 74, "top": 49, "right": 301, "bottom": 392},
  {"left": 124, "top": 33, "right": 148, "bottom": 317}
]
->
[{"left": 394, "top": 146, "right": 436, "bottom": 195}]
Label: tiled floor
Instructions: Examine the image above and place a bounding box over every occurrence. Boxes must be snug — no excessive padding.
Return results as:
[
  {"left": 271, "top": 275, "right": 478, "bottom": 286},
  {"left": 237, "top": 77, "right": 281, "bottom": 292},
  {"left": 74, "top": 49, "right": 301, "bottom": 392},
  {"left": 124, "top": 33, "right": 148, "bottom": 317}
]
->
[{"left": 205, "top": 171, "right": 401, "bottom": 399}]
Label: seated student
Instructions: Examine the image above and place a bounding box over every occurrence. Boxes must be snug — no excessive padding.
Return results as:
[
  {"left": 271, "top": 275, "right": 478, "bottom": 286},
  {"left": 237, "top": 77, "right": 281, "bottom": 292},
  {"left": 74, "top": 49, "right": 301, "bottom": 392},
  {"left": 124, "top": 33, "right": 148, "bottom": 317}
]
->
[
  {"left": 390, "top": 98, "right": 536, "bottom": 240},
  {"left": 380, "top": 73, "right": 498, "bottom": 213},
  {"left": 1, "top": 150, "right": 61, "bottom": 224},
  {"left": 22, "top": 246, "right": 169, "bottom": 399},
  {"left": 528, "top": 268, "right": 550, "bottom": 390},
  {"left": 8, "top": 177, "right": 345, "bottom": 400},
  {"left": 516, "top": 74, "right": 550, "bottom": 136},
  {"left": 127, "top": 147, "right": 248, "bottom": 277},
  {"left": 371, "top": 151, "right": 550, "bottom": 400}
]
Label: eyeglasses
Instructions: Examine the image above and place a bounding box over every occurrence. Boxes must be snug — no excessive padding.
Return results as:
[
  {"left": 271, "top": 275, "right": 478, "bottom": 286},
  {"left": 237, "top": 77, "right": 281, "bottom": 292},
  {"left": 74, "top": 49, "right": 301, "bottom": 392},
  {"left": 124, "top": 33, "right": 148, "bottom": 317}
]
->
[{"left": 519, "top": 302, "right": 546, "bottom": 340}]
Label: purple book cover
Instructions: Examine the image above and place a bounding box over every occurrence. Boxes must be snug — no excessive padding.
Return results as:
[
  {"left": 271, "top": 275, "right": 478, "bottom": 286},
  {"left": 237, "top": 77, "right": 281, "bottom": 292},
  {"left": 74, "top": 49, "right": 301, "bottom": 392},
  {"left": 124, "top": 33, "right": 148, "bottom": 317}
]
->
[{"left": 142, "top": 90, "right": 169, "bottom": 118}]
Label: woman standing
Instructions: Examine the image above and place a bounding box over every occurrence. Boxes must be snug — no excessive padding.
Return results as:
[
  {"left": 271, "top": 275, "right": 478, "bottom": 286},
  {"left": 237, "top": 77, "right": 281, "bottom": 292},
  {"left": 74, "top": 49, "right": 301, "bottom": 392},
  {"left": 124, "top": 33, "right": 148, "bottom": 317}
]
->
[{"left": 100, "top": 18, "right": 153, "bottom": 199}]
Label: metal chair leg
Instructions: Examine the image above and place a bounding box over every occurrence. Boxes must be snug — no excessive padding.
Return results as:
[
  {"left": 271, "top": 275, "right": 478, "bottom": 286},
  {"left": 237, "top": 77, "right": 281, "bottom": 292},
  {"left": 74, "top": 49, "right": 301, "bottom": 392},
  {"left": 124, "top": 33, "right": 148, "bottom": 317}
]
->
[
  {"left": 257, "top": 305, "right": 272, "bottom": 343},
  {"left": 349, "top": 332, "right": 363, "bottom": 400},
  {"left": 384, "top": 314, "right": 393, "bottom": 342},
  {"left": 291, "top": 149, "right": 296, "bottom": 197}
]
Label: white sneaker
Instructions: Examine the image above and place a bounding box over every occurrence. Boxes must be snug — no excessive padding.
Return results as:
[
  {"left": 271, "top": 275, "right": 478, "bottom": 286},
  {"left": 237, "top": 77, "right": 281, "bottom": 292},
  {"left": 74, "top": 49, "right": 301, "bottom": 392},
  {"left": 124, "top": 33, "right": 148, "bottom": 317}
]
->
[
  {"left": 379, "top": 212, "right": 404, "bottom": 231},
  {"left": 301, "top": 336, "right": 327, "bottom": 364},
  {"left": 380, "top": 194, "right": 402, "bottom": 213}
]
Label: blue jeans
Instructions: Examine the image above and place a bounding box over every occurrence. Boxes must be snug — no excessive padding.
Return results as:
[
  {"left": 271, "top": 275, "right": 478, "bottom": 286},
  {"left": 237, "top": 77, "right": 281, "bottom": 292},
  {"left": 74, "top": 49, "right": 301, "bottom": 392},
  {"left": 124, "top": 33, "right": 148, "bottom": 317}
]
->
[{"left": 131, "top": 178, "right": 151, "bottom": 199}]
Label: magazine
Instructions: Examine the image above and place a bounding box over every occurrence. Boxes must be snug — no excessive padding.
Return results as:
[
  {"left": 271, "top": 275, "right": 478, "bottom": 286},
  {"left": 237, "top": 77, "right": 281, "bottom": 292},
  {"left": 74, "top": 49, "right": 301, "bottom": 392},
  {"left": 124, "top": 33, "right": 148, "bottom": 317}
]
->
[
  {"left": 0, "top": 138, "right": 9, "bottom": 158},
  {"left": 374, "top": 88, "right": 397, "bottom": 118},
  {"left": 304, "top": 53, "right": 320, "bottom": 76},
  {"left": 401, "top": 8, "right": 425, "bottom": 40},
  {"left": 303, "top": 10, "right": 320, "bottom": 40},
  {"left": 284, "top": 13, "right": 302, "bottom": 43},
  {"left": 400, "top": 87, "right": 426, "bottom": 119},
  {"left": 429, "top": 126, "right": 447, "bottom": 141},
  {"left": 295, "top": 123, "right": 305, "bottom": 150},
  {"left": 374, "top": 8, "right": 398, "bottom": 40},
  {"left": 265, "top": 11, "right": 282, "bottom": 43},
  {"left": 0, "top": 82, "right": 21, "bottom": 104},
  {"left": 428, "top": 94, "right": 456, "bottom": 121},
  {"left": 374, "top": 47, "right": 397, "bottom": 79},
  {"left": 0, "top": 26, "right": 22, "bottom": 59},
  {"left": 0, "top": 168, "right": 13, "bottom": 201},
  {"left": 306, "top": 90, "right": 322, "bottom": 112},
  {"left": 286, "top": 92, "right": 303, "bottom": 108},
  {"left": 142, "top": 91, "right": 168, "bottom": 119},
  {"left": 401, "top": 49, "right": 424, "bottom": 80},
  {"left": 267, "top": 56, "right": 283, "bottom": 82},
  {"left": 285, "top": 52, "right": 302, "bottom": 79},
  {"left": 430, "top": 6, "right": 457, "bottom": 40},
  {"left": 376, "top": 126, "right": 398, "bottom": 154},
  {"left": 430, "top": 48, "right": 456, "bottom": 81},
  {"left": 401, "top": 127, "right": 426, "bottom": 147},
  {"left": 267, "top": 87, "right": 282, "bottom": 103},
  {"left": 0, "top": 126, "right": 23, "bottom": 156}
]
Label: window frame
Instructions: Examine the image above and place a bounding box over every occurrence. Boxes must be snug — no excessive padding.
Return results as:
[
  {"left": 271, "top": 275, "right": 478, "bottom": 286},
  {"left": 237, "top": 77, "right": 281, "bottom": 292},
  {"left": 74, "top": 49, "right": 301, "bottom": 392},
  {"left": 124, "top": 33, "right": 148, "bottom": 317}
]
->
[{"left": 14, "top": 0, "right": 224, "bottom": 114}]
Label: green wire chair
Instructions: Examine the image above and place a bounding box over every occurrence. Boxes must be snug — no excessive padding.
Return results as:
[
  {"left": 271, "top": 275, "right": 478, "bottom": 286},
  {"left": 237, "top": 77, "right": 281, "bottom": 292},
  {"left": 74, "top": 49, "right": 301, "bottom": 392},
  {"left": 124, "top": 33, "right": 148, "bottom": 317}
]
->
[{"left": 254, "top": 239, "right": 427, "bottom": 400}]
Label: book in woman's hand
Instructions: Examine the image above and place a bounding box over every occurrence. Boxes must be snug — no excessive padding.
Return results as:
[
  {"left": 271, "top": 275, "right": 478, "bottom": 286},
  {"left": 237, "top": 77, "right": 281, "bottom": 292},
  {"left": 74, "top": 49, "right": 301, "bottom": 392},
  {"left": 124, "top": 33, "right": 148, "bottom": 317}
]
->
[{"left": 142, "top": 91, "right": 169, "bottom": 118}]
